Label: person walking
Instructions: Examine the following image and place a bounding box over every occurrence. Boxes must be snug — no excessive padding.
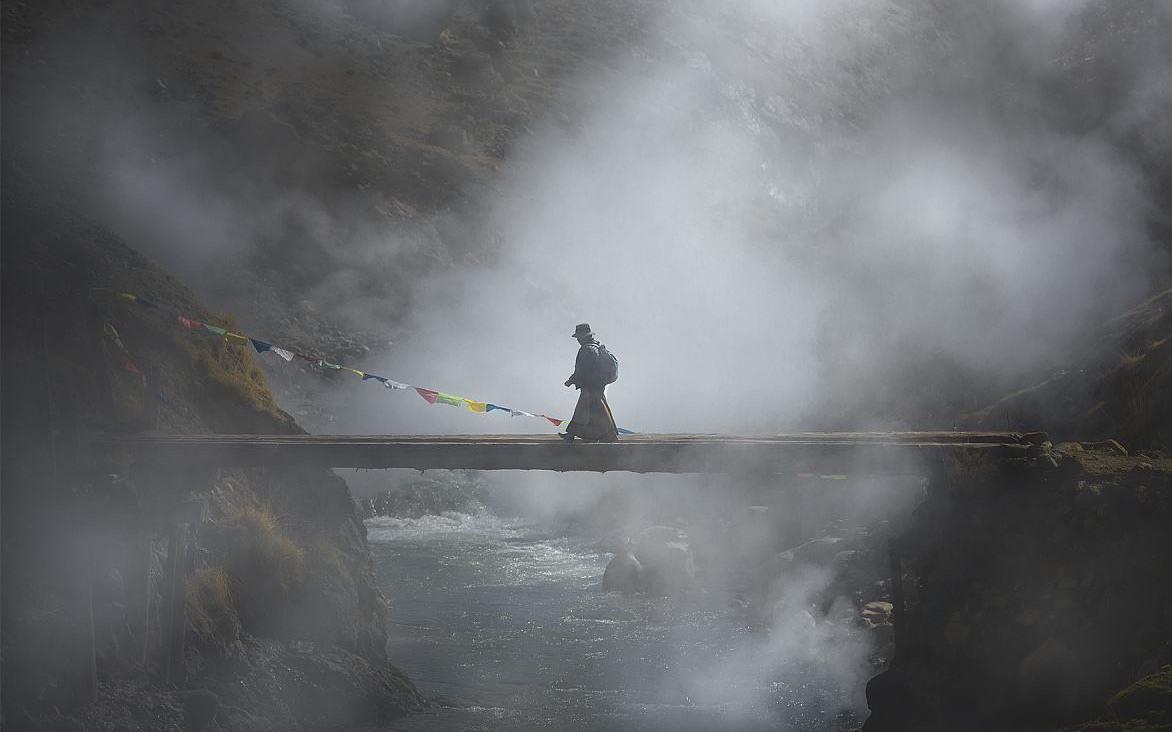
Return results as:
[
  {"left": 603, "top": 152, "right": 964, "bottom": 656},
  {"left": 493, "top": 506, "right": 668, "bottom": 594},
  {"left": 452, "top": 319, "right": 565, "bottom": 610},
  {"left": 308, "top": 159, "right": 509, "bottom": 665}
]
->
[{"left": 560, "top": 323, "right": 619, "bottom": 442}]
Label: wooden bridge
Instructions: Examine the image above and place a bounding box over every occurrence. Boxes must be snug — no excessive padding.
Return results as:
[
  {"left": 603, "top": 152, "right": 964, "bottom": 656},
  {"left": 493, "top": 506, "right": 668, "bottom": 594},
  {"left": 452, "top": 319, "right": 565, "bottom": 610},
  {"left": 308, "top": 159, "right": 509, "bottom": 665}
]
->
[{"left": 89, "top": 431, "right": 1045, "bottom": 476}]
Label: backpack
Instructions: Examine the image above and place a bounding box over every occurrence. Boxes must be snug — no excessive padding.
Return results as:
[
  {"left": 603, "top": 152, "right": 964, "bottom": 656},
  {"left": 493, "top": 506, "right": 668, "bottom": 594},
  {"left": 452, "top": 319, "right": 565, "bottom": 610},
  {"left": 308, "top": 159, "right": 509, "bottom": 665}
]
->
[{"left": 594, "top": 343, "right": 619, "bottom": 384}]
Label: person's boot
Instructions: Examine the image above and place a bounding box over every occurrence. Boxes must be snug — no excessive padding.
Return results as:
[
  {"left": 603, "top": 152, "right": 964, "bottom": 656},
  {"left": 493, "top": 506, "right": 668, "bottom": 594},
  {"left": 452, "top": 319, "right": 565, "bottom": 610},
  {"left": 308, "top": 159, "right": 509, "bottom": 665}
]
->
[{"left": 558, "top": 432, "right": 575, "bottom": 442}]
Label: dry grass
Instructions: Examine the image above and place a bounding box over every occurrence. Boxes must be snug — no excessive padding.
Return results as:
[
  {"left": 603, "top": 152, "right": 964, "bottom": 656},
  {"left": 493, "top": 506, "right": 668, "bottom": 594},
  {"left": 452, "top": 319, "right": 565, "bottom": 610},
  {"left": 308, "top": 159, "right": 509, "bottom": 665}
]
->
[
  {"left": 1059, "top": 665, "right": 1172, "bottom": 732},
  {"left": 205, "top": 504, "right": 305, "bottom": 636},
  {"left": 1116, "top": 339, "right": 1170, "bottom": 446},
  {"left": 194, "top": 314, "right": 286, "bottom": 424},
  {"left": 1119, "top": 349, "right": 1147, "bottom": 368},
  {"left": 185, "top": 566, "right": 241, "bottom": 657},
  {"left": 226, "top": 504, "right": 305, "bottom": 588},
  {"left": 1121, "top": 370, "right": 1154, "bottom": 422}
]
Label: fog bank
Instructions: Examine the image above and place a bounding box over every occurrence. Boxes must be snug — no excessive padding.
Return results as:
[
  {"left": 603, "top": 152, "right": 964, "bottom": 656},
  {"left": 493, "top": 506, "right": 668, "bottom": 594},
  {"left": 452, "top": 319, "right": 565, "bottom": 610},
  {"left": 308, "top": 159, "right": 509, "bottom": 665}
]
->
[{"left": 338, "top": 0, "right": 1169, "bottom": 436}]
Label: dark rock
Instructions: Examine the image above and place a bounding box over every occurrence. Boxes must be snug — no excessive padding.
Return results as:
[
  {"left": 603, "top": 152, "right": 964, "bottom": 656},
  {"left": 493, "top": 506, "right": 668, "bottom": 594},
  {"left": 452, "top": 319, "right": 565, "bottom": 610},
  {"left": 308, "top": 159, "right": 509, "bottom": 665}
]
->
[
  {"left": 1015, "top": 639, "right": 1080, "bottom": 721},
  {"left": 633, "top": 526, "right": 695, "bottom": 594},
  {"left": 176, "top": 689, "right": 220, "bottom": 732},
  {"left": 862, "top": 455, "right": 1172, "bottom": 731},
  {"left": 598, "top": 527, "right": 695, "bottom": 595},
  {"left": 861, "top": 601, "right": 893, "bottom": 627},
  {"left": 601, "top": 547, "right": 644, "bottom": 593}
]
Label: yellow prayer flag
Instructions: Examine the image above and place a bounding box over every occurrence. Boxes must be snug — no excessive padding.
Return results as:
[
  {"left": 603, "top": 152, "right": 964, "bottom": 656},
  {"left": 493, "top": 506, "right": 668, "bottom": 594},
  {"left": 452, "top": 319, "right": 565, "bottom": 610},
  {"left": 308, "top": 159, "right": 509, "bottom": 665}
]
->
[
  {"left": 103, "top": 322, "right": 120, "bottom": 340},
  {"left": 117, "top": 292, "right": 137, "bottom": 303},
  {"left": 464, "top": 399, "right": 487, "bottom": 413},
  {"left": 349, "top": 369, "right": 365, "bottom": 378},
  {"left": 224, "top": 332, "right": 250, "bottom": 346}
]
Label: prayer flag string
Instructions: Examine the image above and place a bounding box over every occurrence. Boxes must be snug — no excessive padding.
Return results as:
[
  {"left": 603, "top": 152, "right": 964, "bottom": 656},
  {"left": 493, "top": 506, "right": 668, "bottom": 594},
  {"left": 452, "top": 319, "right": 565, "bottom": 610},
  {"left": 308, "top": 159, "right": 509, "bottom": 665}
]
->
[
  {"left": 102, "top": 319, "right": 146, "bottom": 384},
  {"left": 99, "top": 289, "right": 637, "bottom": 433}
]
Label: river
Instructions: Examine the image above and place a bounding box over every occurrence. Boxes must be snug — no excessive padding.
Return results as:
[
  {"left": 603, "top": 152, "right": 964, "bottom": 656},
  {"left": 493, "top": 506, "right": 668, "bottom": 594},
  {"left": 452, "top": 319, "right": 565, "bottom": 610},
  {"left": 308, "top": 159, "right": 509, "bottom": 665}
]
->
[{"left": 362, "top": 501, "right": 867, "bottom": 732}]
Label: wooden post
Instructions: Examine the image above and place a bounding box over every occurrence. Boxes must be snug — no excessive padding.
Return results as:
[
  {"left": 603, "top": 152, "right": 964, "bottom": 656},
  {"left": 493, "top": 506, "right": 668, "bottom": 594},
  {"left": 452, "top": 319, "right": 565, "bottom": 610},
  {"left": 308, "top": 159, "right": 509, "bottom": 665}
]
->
[
  {"left": 160, "top": 522, "right": 189, "bottom": 686},
  {"left": 142, "top": 538, "right": 155, "bottom": 667},
  {"left": 888, "top": 538, "right": 906, "bottom": 658},
  {"left": 79, "top": 558, "right": 98, "bottom": 704}
]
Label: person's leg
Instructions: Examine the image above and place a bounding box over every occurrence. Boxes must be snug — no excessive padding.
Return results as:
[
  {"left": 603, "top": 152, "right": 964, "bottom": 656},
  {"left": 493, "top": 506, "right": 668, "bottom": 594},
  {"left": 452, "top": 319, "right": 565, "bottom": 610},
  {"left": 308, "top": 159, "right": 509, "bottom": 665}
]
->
[
  {"left": 573, "top": 390, "right": 614, "bottom": 441},
  {"left": 563, "top": 389, "right": 591, "bottom": 440},
  {"left": 598, "top": 393, "right": 619, "bottom": 441}
]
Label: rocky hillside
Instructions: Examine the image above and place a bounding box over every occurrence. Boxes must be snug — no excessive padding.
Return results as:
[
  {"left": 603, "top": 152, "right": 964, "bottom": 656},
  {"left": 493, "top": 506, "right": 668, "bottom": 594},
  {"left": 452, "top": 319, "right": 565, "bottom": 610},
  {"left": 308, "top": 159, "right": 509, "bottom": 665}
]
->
[
  {"left": 0, "top": 0, "right": 656, "bottom": 352},
  {"left": 1, "top": 180, "right": 421, "bottom": 731},
  {"left": 4, "top": 1, "right": 1172, "bottom": 728},
  {"left": 966, "top": 288, "right": 1172, "bottom": 453}
]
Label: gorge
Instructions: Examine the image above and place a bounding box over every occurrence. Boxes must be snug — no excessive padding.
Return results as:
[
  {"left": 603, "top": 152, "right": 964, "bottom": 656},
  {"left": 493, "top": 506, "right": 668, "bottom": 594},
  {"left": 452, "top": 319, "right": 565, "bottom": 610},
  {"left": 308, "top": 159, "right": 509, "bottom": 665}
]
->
[{"left": 3, "top": 1, "right": 1171, "bottom": 731}]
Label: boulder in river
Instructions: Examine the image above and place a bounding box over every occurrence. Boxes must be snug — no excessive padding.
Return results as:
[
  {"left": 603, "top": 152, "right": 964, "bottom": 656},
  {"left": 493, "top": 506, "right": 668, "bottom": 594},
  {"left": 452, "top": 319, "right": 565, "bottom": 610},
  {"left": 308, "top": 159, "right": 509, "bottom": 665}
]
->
[
  {"left": 601, "top": 527, "right": 695, "bottom": 595},
  {"left": 636, "top": 526, "right": 695, "bottom": 594},
  {"left": 602, "top": 546, "right": 645, "bottom": 593}
]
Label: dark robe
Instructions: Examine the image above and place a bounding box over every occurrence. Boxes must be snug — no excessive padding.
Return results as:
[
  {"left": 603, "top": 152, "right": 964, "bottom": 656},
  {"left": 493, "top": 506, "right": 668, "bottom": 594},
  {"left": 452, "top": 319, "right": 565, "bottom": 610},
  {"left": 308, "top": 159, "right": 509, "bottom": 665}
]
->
[{"left": 565, "top": 340, "right": 619, "bottom": 442}]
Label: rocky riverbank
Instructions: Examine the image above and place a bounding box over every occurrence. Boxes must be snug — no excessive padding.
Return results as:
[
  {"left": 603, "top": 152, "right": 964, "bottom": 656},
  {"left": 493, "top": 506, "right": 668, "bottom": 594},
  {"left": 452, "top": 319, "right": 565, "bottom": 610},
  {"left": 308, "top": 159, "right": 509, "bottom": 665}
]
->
[
  {"left": 1, "top": 187, "right": 422, "bottom": 731},
  {"left": 862, "top": 444, "right": 1172, "bottom": 732}
]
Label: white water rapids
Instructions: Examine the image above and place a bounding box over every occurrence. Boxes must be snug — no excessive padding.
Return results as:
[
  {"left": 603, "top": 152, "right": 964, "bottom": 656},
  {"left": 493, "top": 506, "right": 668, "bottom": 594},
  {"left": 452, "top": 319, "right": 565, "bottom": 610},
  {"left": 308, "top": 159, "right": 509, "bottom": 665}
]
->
[{"left": 360, "top": 506, "right": 866, "bottom": 731}]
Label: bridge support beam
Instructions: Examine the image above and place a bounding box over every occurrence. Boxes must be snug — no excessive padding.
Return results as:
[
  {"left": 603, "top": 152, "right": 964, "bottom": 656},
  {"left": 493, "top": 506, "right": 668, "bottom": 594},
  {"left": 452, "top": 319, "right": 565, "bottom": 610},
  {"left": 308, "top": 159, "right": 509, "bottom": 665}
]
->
[{"left": 89, "top": 433, "right": 1036, "bottom": 476}]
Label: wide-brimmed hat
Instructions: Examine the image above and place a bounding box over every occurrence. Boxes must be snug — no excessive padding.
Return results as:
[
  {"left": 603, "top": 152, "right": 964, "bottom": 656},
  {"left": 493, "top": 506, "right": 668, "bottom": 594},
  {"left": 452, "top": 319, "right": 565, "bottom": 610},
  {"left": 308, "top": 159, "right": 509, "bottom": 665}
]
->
[{"left": 571, "top": 323, "right": 594, "bottom": 338}]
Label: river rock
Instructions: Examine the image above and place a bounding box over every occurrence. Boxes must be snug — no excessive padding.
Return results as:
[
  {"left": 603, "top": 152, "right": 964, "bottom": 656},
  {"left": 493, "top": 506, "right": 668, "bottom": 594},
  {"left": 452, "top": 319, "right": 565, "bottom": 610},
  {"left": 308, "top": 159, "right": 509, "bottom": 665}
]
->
[
  {"left": 602, "top": 547, "right": 645, "bottom": 593},
  {"left": 635, "top": 526, "right": 695, "bottom": 594},
  {"left": 862, "top": 601, "right": 894, "bottom": 626},
  {"left": 754, "top": 536, "right": 846, "bottom": 583},
  {"left": 601, "top": 527, "right": 695, "bottom": 594}
]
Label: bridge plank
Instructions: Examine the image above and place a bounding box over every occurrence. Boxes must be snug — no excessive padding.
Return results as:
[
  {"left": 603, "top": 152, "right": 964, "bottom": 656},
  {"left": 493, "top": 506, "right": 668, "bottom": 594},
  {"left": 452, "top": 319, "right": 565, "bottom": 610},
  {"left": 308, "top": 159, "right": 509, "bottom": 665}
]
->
[{"left": 90, "top": 433, "right": 1031, "bottom": 475}]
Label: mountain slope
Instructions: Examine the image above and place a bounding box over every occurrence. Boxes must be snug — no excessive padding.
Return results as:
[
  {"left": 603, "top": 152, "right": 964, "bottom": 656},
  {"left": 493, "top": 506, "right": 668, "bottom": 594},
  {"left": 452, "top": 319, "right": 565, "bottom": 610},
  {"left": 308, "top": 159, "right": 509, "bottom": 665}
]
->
[{"left": 1, "top": 179, "right": 421, "bottom": 731}]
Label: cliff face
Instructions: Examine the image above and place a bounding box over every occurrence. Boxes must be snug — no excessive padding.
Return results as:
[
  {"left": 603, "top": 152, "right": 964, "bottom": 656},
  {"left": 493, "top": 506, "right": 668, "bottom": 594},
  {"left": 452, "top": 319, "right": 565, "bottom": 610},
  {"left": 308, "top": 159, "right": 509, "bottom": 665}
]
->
[
  {"left": 0, "top": 182, "right": 420, "bottom": 731},
  {"left": 966, "top": 289, "right": 1172, "bottom": 453},
  {"left": 862, "top": 447, "right": 1172, "bottom": 732}
]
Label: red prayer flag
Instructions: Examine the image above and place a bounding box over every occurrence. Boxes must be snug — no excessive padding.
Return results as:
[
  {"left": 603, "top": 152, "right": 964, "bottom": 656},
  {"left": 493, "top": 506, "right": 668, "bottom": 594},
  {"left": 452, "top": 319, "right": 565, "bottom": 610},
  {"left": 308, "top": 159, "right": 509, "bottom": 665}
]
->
[
  {"left": 124, "top": 359, "right": 144, "bottom": 376},
  {"left": 178, "top": 315, "right": 203, "bottom": 329},
  {"left": 414, "top": 387, "right": 438, "bottom": 404},
  {"left": 543, "top": 415, "right": 563, "bottom": 427}
]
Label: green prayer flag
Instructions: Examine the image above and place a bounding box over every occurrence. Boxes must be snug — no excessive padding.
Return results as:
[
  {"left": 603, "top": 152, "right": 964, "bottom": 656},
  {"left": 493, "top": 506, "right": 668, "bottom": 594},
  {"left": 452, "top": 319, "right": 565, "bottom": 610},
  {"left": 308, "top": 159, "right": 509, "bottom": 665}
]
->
[{"left": 435, "top": 392, "right": 463, "bottom": 407}]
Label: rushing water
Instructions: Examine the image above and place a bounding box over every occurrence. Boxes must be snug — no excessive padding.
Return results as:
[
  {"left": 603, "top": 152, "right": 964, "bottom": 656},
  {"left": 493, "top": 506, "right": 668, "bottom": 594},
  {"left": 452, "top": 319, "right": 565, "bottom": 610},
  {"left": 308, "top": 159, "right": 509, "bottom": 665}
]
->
[{"left": 362, "top": 507, "right": 865, "bottom": 732}]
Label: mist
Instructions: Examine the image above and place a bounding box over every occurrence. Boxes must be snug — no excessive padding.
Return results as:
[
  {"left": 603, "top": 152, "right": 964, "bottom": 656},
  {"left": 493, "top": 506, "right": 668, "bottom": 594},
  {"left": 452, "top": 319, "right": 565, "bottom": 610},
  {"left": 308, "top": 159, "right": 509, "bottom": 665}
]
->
[
  {"left": 6, "top": 0, "right": 1171, "bottom": 728},
  {"left": 327, "top": 3, "right": 1169, "bottom": 724},
  {"left": 16, "top": 0, "right": 1158, "bottom": 438},
  {"left": 308, "top": 0, "right": 1169, "bottom": 438}
]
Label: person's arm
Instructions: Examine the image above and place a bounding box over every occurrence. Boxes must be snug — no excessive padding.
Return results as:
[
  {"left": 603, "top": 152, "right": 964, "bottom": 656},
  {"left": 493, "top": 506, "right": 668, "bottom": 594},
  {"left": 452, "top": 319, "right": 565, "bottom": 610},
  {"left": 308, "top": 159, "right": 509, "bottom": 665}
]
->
[{"left": 565, "top": 344, "right": 598, "bottom": 387}]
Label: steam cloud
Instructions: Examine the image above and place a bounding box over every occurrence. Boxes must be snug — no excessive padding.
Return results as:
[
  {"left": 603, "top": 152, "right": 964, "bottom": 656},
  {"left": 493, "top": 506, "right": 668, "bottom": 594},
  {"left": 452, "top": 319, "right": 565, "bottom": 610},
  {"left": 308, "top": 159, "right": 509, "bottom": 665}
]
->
[
  {"left": 17, "top": 0, "right": 1162, "bottom": 436},
  {"left": 325, "top": 4, "right": 1168, "bottom": 723},
  {"left": 10, "top": 1, "right": 1163, "bottom": 436},
  {"left": 7, "top": 1, "right": 1169, "bottom": 727},
  {"left": 327, "top": 0, "right": 1170, "bottom": 436}
]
